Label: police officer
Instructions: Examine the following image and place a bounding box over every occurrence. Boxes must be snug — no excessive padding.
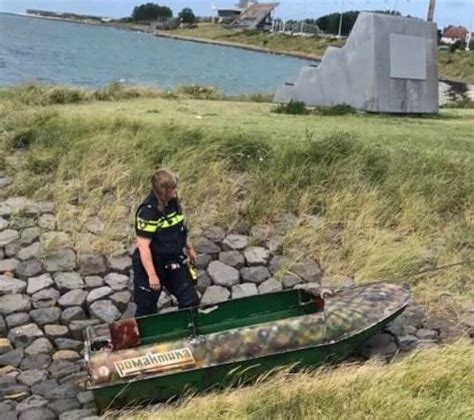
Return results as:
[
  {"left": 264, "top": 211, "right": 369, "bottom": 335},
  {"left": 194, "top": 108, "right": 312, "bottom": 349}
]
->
[{"left": 132, "top": 169, "right": 200, "bottom": 317}]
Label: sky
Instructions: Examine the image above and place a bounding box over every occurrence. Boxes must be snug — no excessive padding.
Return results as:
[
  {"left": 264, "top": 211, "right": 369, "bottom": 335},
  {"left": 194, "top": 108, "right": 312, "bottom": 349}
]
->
[{"left": 0, "top": 0, "right": 473, "bottom": 29}]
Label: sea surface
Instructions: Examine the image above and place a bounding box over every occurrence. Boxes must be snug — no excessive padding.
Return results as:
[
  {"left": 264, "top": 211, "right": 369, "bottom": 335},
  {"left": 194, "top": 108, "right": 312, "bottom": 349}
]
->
[{"left": 0, "top": 13, "right": 317, "bottom": 94}]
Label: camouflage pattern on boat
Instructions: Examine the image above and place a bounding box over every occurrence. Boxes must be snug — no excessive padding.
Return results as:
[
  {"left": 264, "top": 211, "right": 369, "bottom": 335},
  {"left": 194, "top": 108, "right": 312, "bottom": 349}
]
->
[{"left": 87, "top": 282, "right": 409, "bottom": 387}]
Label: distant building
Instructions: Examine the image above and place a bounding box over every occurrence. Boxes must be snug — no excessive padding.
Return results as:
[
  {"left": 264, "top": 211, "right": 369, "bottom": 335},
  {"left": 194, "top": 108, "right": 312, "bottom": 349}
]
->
[
  {"left": 441, "top": 25, "right": 469, "bottom": 45},
  {"left": 232, "top": 2, "right": 279, "bottom": 30},
  {"left": 216, "top": 8, "right": 243, "bottom": 23}
]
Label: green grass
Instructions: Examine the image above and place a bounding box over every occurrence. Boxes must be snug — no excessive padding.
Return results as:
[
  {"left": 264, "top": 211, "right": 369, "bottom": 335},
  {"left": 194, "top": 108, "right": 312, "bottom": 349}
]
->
[
  {"left": 115, "top": 341, "right": 474, "bottom": 420},
  {"left": 0, "top": 87, "right": 473, "bottom": 314}
]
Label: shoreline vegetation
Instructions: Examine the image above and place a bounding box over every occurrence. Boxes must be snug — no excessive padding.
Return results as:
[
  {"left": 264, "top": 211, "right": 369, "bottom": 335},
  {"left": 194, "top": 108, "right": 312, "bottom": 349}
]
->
[
  {"left": 5, "top": 12, "right": 473, "bottom": 83},
  {"left": 1, "top": 84, "right": 473, "bottom": 418}
]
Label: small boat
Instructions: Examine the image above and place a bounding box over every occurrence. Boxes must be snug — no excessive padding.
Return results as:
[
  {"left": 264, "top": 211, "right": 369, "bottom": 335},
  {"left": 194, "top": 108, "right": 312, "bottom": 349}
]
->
[{"left": 85, "top": 282, "right": 409, "bottom": 411}]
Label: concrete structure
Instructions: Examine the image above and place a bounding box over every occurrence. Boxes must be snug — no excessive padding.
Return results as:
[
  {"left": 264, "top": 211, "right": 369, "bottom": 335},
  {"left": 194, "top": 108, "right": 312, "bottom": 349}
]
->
[{"left": 274, "top": 13, "right": 439, "bottom": 114}]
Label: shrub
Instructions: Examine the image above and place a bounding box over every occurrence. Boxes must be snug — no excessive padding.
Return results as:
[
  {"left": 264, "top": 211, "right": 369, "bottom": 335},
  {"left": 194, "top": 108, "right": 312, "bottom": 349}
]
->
[
  {"left": 175, "top": 85, "right": 222, "bottom": 100},
  {"left": 272, "top": 100, "right": 309, "bottom": 115},
  {"left": 318, "top": 103, "right": 357, "bottom": 116}
]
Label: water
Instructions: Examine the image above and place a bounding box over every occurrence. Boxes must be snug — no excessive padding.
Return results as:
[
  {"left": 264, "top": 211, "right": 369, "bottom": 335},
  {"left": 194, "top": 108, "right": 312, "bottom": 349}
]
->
[{"left": 0, "top": 13, "right": 318, "bottom": 94}]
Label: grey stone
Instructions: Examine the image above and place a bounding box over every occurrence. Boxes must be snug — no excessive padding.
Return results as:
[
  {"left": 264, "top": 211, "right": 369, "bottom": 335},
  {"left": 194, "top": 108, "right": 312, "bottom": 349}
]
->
[
  {"left": 104, "top": 273, "right": 129, "bottom": 291},
  {"left": 403, "top": 304, "right": 427, "bottom": 329},
  {"left": 231, "top": 283, "right": 258, "bottom": 299},
  {"left": 9, "top": 323, "right": 43, "bottom": 348},
  {"left": 48, "top": 399, "right": 81, "bottom": 415},
  {"left": 58, "top": 370, "right": 88, "bottom": 386},
  {"left": 120, "top": 301, "right": 137, "bottom": 320},
  {"left": 45, "top": 383, "right": 79, "bottom": 400},
  {"left": 0, "top": 275, "right": 27, "bottom": 295},
  {"left": 38, "top": 214, "right": 56, "bottom": 230},
  {"left": 0, "top": 337, "right": 12, "bottom": 353},
  {"left": 157, "top": 292, "right": 172, "bottom": 311},
  {"left": 17, "top": 242, "right": 43, "bottom": 261},
  {"left": 0, "top": 348, "right": 24, "bottom": 367},
  {"left": 282, "top": 275, "right": 303, "bottom": 289},
  {"left": 207, "top": 261, "right": 240, "bottom": 287},
  {"left": 55, "top": 338, "right": 83, "bottom": 352},
  {"left": 25, "top": 338, "right": 53, "bottom": 356},
  {"left": 40, "top": 232, "right": 71, "bottom": 250},
  {"left": 110, "top": 290, "right": 132, "bottom": 311},
  {"left": 290, "top": 260, "right": 322, "bottom": 283},
  {"left": 268, "top": 255, "right": 288, "bottom": 274},
  {"left": 201, "top": 286, "right": 230, "bottom": 306},
  {"left": 52, "top": 350, "right": 81, "bottom": 362},
  {"left": 196, "top": 270, "right": 212, "bottom": 294},
  {"left": 17, "top": 370, "right": 48, "bottom": 386},
  {"left": 359, "top": 333, "right": 398, "bottom": 359},
  {"left": 86, "top": 286, "right": 113, "bottom": 304},
  {"left": 0, "top": 258, "right": 20, "bottom": 273},
  {"left": 84, "top": 217, "right": 104, "bottom": 235},
  {"left": 266, "top": 235, "right": 284, "bottom": 255},
  {"left": 59, "top": 409, "right": 97, "bottom": 420},
  {"left": 414, "top": 340, "right": 437, "bottom": 350},
  {"left": 0, "top": 230, "right": 20, "bottom": 247},
  {"left": 244, "top": 247, "right": 270, "bottom": 266},
  {"left": 5, "top": 241, "right": 20, "bottom": 258},
  {"left": 31, "top": 379, "right": 58, "bottom": 397},
  {"left": 19, "top": 408, "right": 56, "bottom": 420},
  {"left": 294, "top": 282, "right": 322, "bottom": 294},
  {"left": 403, "top": 325, "right": 418, "bottom": 335},
  {"left": 60, "top": 307, "right": 86, "bottom": 324},
  {"left": 0, "top": 216, "right": 9, "bottom": 230},
  {"left": 58, "top": 290, "right": 87, "bottom": 308},
  {"left": 107, "top": 254, "right": 132, "bottom": 272},
  {"left": 6, "top": 312, "right": 30, "bottom": 328},
  {"left": 20, "top": 227, "right": 41, "bottom": 245},
  {"left": 54, "top": 272, "right": 84, "bottom": 293},
  {"left": 219, "top": 251, "right": 245, "bottom": 269},
  {"left": 77, "top": 390, "right": 94, "bottom": 405},
  {"left": 68, "top": 320, "right": 100, "bottom": 340},
  {"left": 0, "top": 248, "right": 4, "bottom": 260},
  {"left": 193, "top": 237, "right": 221, "bottom": 255},
  {"left": 30, "top": 307, "right": 61, "bottom": 326},
  {"left": 0, "top": 294, "right": 31, "bottom": 314},
  {"left": 78, "top": 254, "right": 106, "bottom": 275},
  {"left": 44, "top": 324, "right": 70, "bottom": 339},
  {"left": 15, "top": 259, "right": 43, "bottom": 278},
  {"left": 0, "top": 314, "right": 6, "bottom": 336},
  {"left": 27, "top": 274, "right": 54, "bottom": 295},
  {"left": 399, "top": 335, "right": 419, "bottom": 351},
  {"left": 195, "top": 254, "right": 212, "bottom": 269},
  {"left": 203, "top": 226, "right": 226, "bottom": 243},
  {"left": 31, "top": 288, "right": 60, "bottom": 309},
  {"left": 48, "top": 361, "right": 81, "bottom": 381},
  {"left": 222, "top": 234, "right": 249, "bottom": 251},
  {"left": 44, "top": 249, "right": 76, "bottom": 272},
  {"left": 0, "top": 383, "right": 29, "bottom": 400},
  {"left": 250, "top": 224, "right": 273, "bottom": 245},
  {"left": 36, "top": 202, "right": 55, "bottom": 214},
  {"left": 89, "top": 300, "right": 121, "bottom": 323},
  {"left": 16, "top": 394, "right": 49, "bottom": 412},
  {"left": 240, "top": 266, "right": 271, "bottom": 284},
  {"left": 84, "top": 276, "right": 104, "bottom": 288},
  {"left": 416, "top": 328, "right": 438, "bottom": 340},
  {"left": 20, "top": 353, "right": 51, "bottom": 370},
  {"left": 258, "top": 278, "right": 283, "bottom": 294}
]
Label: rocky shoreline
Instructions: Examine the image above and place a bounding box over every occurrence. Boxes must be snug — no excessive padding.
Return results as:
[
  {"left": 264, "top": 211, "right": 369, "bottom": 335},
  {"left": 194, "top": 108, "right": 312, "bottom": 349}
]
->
[{"left": 0, "top": 170, "right": 472, "bottom": 419}]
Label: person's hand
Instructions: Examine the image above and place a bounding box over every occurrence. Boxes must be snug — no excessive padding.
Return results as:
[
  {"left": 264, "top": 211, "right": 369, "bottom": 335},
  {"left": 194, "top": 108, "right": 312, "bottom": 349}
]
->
[
  {"left": 149, "top": 274, "right": 161, "bottom": 291},
  {"left": 187, "top": 247, "right": 197, "bottom": 264}
]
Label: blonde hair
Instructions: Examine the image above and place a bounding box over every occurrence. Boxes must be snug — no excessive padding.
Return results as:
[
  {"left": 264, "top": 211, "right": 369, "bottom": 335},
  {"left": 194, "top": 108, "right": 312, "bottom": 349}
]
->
[{"left": 151, "top": 169, "right": 177, "bottom": 211}]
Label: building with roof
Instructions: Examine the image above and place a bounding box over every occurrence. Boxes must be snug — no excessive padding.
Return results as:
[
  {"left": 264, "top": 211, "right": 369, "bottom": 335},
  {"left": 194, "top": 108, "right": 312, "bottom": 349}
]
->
[
  {"left": 441, "top": 25, "right": 470, "bottom": 45},
  {"left": 232, "top": 2, "right": 279, "bottom": 30}
]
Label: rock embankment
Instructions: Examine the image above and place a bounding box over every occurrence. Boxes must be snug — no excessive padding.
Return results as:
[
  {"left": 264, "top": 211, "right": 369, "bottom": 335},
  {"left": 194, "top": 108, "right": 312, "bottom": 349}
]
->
[{"left": 0, "top": 177, "right": 469, "bottom": 419}]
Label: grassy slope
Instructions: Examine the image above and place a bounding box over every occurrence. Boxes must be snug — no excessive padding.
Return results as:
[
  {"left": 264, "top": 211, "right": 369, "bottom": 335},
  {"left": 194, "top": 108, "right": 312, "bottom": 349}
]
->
[
  {"left": 120, "top": 342, "right": 474, "bottom": 420},
  {"left": 0, "top": 88, "right": 473, "bottom": 314},
  {"left": 169, "top": 23, "right": 474, "bottom": 83}
]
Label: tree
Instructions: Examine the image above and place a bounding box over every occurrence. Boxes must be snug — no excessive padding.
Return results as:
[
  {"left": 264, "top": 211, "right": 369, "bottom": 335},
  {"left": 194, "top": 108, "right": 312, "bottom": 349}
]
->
[
  {"left": 178, "top": 8, "right": 196, "bottom": 24},
  {"left": 132, "top": 3, "right": 173, "bottom": 22}
]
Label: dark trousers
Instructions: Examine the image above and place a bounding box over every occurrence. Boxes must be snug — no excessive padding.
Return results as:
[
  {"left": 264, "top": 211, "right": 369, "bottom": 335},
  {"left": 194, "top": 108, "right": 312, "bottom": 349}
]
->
[{"left": 132, "top": 252, "right": 200, "bottom": 318}]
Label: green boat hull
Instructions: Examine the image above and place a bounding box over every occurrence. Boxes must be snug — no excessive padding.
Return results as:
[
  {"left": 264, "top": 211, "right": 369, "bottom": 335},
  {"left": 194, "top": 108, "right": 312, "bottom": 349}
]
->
[{"left": 90, "top": 308, "right": 403, "bottom": 412}]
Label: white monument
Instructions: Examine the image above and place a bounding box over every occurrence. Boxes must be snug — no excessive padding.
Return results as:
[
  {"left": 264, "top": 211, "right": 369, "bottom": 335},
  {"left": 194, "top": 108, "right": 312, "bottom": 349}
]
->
[{"left": 274, "top": 13, "right": 439, "bottom": 113}]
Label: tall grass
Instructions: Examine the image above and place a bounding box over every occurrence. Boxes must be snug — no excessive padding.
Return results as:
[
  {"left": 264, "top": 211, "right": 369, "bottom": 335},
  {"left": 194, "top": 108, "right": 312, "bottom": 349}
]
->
[
  {"left": 114, "top": 341, "right": 474, "bottom": 420},
  {"left": 0, "top": 91, "right": 472, "bottom": 311}
]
